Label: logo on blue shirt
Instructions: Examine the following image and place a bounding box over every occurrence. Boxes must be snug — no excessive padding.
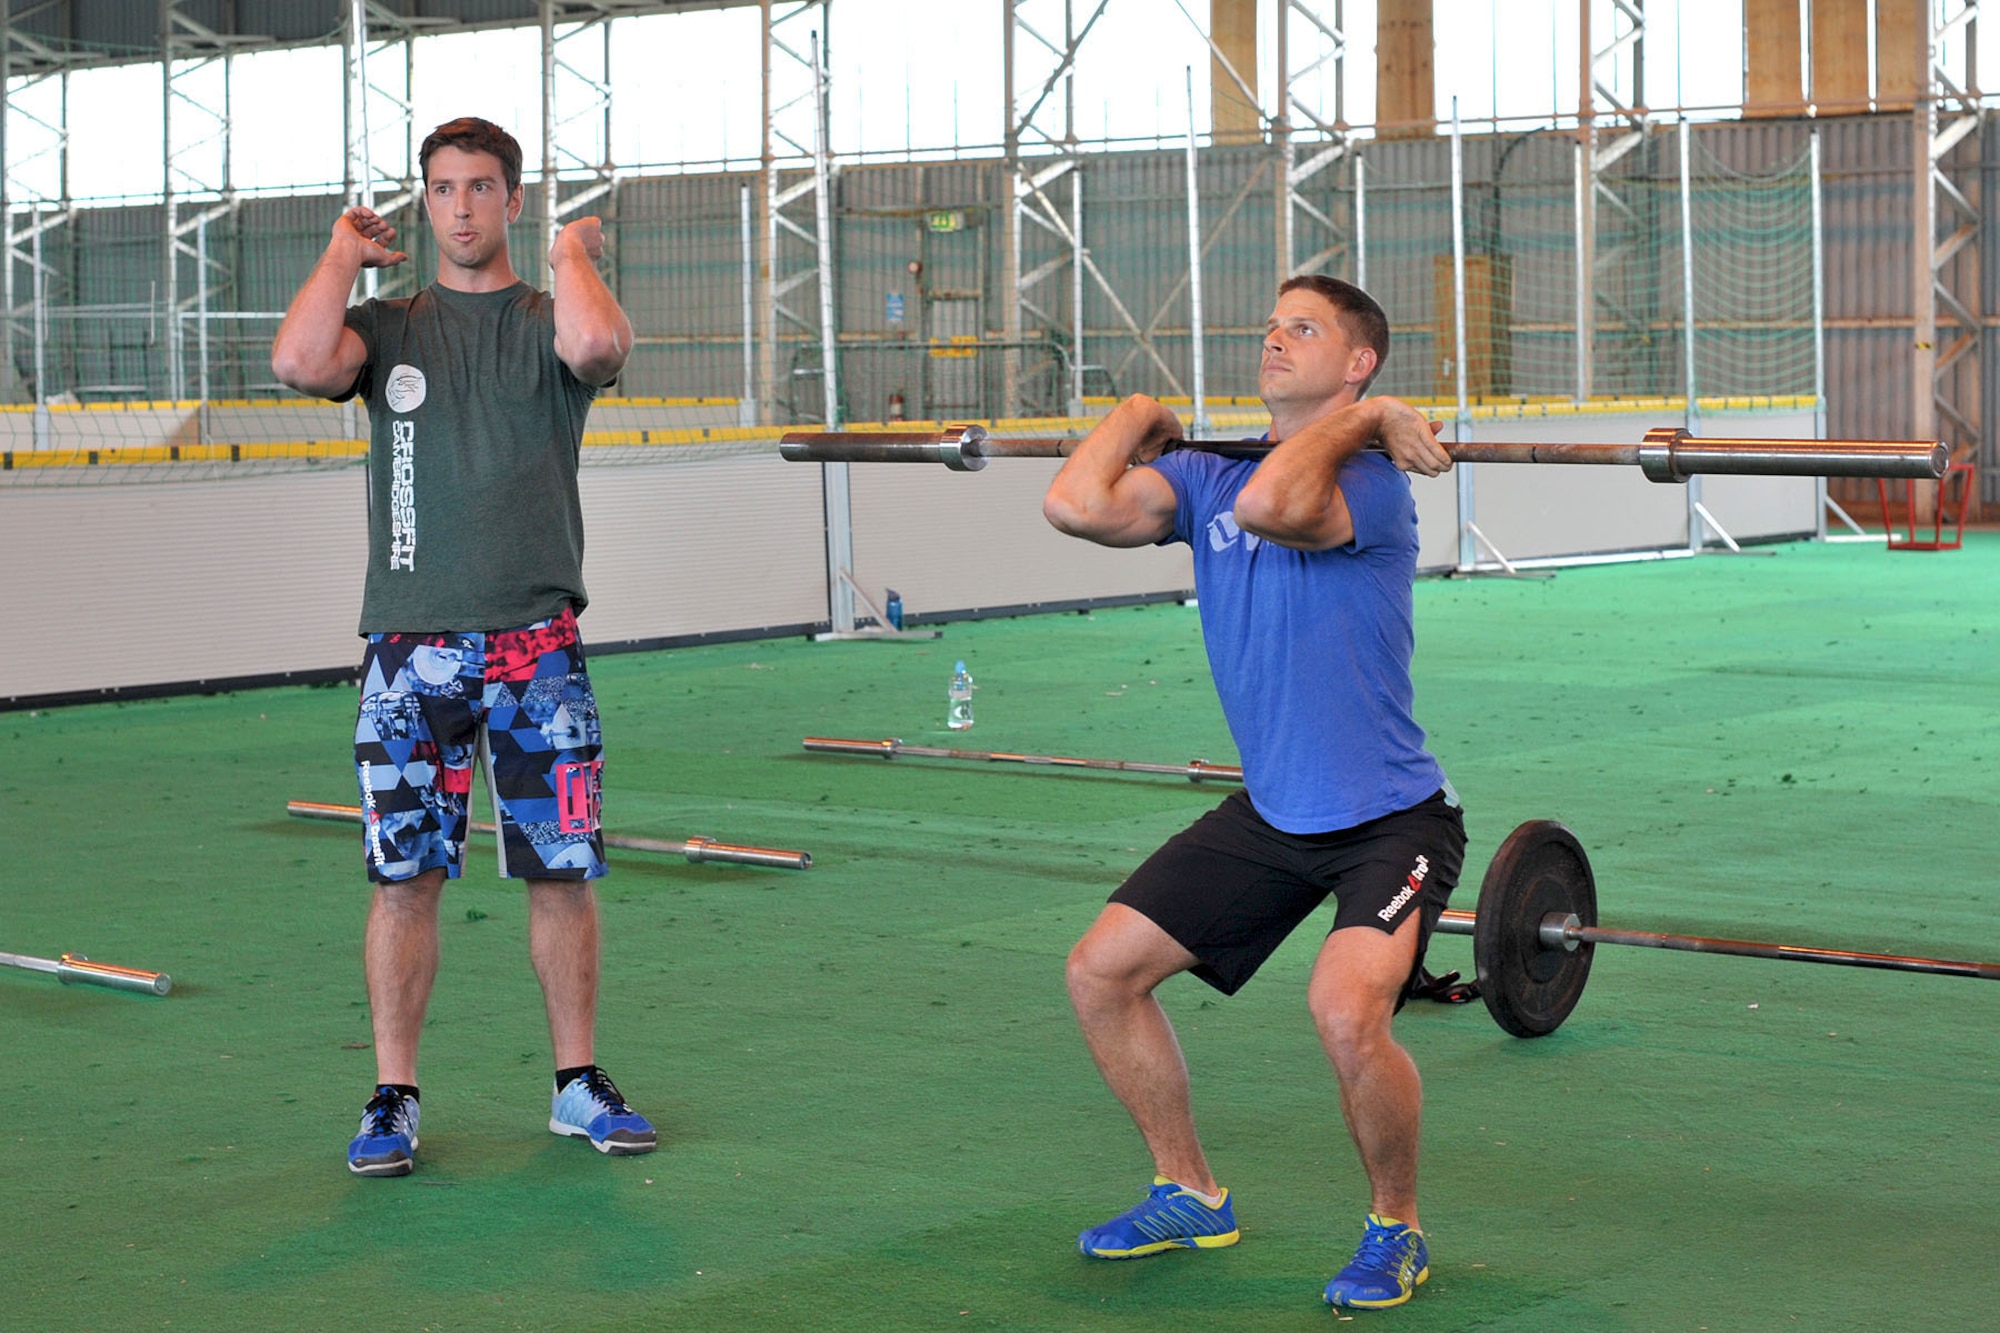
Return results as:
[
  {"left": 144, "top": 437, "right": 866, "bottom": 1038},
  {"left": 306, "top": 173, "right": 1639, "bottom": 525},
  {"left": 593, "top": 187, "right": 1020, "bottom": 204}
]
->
[{"left": 1206, "top": 511, "right": 1262, "bottom": 553}]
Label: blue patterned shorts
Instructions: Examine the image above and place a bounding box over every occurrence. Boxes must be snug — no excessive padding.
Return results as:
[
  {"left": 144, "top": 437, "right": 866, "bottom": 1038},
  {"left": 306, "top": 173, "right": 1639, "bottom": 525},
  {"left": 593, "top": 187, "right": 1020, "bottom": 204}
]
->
[{"left": 354, "top": 607, "right": 606, "bottom": 882}]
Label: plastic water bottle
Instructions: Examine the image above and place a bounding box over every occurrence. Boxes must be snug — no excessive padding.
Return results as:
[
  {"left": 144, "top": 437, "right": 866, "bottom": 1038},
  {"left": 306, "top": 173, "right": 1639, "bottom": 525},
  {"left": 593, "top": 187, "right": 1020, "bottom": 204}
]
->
[
  {"left": 885, "top": 588, "right": 904, "bottom": 631},
  {"left": 947, "top": 660, "right": 975, "bottom": 731}
]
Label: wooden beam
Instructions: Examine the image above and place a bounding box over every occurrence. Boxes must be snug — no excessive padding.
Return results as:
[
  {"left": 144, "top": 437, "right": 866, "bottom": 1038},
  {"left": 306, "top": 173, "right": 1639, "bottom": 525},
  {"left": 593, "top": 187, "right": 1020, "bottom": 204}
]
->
[
  {"left": 1810, "top": 0, "right": 1870, "bottom": 115},
  {"left": 1376, "top": 0, "right": 1434, "bottom": 140},
  {"left": 1875, "top": 0, "right": 1926, "bottom": 112},
  {"left": 1744, "top": 0, "right": 1805, "bottom": 118},
  {"left": 1210, "top": 0, "right": 1260, "bottom": 144}
]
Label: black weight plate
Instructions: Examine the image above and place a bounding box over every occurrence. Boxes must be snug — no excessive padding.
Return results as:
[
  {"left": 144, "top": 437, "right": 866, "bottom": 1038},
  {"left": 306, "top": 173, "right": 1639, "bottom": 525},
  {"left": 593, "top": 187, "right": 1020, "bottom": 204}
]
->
[{"left": 1472, "top": 820, "right": 1597, "bottom": 1038}]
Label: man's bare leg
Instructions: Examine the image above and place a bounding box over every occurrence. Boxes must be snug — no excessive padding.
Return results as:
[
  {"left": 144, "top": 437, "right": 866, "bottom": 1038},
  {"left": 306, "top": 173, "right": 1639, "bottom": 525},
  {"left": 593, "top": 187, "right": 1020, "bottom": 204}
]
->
[
  {"left": 1067, "top": 903, "right": 1215, "bottom": 1192},
  {"left": 1312, "top": 914, "right": 1432, "bottom": 1307},
  {"left": 1307, "top": 914, "right": 1424, "bottom": 1225},
  {"left": 365, "top": 868, "right": 447, "bottom": 1085},
  {"left": 350, "top": 868, "right": 444, "bottom": 1175},
  {"left": 527, "top": 878, "right": 598, "bottom": 1069}
]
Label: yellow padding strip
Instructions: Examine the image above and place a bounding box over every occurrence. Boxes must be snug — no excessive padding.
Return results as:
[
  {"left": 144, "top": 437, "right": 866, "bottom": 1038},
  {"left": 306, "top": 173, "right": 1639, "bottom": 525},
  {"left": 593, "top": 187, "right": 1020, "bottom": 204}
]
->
[
  {"left": 2, "top": 441, "right": 367, "bottom": 469},
  {"left": 0, "top": 395, "right": 1821, "bottom": 470}
]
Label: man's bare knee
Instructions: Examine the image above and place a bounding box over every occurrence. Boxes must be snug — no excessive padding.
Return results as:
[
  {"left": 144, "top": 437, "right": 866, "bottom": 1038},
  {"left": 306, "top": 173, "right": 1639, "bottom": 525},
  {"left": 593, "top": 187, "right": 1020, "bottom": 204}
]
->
[
  {"left": 1066, "top": 933, "right": 1128, "bottom": 1010},
  {"left": 1310, "top": 984, "right": 1399, "bottom": 1068},
  {"left": 374, "top": 870, "right": 445, "bottom": 915},
  {"left": 1067, "top": 911, "right": 1183, "bottom": 1010}
]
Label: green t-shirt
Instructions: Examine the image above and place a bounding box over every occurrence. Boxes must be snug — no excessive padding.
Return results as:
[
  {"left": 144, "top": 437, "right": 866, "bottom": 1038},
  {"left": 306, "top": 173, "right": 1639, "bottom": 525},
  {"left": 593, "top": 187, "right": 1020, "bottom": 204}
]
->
[{"left": 340, "top": 281, "right": 598, "bottom": 634}]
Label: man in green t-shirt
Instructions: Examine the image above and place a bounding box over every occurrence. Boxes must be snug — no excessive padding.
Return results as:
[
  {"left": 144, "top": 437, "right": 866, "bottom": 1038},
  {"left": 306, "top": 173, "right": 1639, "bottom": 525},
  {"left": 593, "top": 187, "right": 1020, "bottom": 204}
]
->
[{"left": 272, "top": 117, "right": 654, "bottom": 1176}]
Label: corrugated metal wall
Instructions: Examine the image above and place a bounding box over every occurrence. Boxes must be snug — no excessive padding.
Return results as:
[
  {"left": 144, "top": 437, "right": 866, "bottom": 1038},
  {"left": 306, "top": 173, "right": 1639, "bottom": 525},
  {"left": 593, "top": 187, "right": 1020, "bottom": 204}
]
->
[{"left": 22, "top": 117, "right": 1993, "bottom": 503}]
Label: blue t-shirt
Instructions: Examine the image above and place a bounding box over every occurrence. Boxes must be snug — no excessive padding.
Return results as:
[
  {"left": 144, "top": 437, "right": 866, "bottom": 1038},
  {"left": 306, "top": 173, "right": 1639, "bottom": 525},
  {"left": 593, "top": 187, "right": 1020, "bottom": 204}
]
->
[{"left": 1150, "top": 448, "right": 1449, "bottom": 834}]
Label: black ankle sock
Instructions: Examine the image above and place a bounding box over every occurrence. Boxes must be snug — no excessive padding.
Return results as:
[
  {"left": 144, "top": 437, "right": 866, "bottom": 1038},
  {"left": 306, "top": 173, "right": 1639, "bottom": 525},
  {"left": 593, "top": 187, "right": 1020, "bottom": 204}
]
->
[
  {"left": 555, "top": 1065, "right": 596, "bottom": 1093},
  {"left": 380, "top": 1083, "right": 419, "bottom": 1103}
]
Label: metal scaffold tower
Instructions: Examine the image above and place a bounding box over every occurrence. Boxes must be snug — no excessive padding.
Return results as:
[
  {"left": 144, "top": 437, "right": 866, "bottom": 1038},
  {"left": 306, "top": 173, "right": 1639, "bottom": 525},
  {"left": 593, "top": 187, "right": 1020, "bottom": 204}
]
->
[
  {"left": 344, "top": 0, "right": 433, "bottom": 305},
  {"left": 757, "top": 1, "right": 850, "bottom": 631},
  {"left": 1002, "top": 0, "right": 1352, "bottom": 421},
  {"left": 162, "top": 0, "right": 265, "bottom": 404},
  {"left": 1913, "top": 0, "right": 1982, "bottom": 478},
  {"left": 1574, "top": 0, "right": 1649, "bottom": 404},
  {"left": 1002, "top": 0, "right": 1100, "bottom": 420},
  {"left": 1, "top": 8, "right": 78, "bottom": 428},
  {"left": 540, "top": 1, "right": 636, "bottom": 275},
  {"left": 1277, "top": 0, "right": 1352, "bottom": 281},
  {"left": 759, "top": 0, "right": 835, "bottom": 430}
]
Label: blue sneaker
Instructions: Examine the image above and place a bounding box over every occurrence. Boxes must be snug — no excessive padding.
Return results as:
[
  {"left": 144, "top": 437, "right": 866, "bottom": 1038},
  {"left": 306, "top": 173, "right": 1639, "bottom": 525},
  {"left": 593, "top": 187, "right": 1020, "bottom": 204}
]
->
[
  {"left": 1324, "top": 1214, "right": 1429, "bottom": 1308},
  {"left": 1077, "top": 1178, "right": 1240, "bottom": 1258},
  {"left": 549, "top": 1067, "right": 656, "bottom": 1155},
  {"left": 347, "top": 1086, "right": 419, "bottom": 1177}
]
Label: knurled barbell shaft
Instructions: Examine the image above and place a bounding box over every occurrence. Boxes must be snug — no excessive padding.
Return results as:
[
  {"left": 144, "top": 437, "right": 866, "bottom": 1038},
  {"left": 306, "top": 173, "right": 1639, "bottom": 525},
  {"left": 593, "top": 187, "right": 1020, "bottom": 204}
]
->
[
  {"left": 285, "top": 801, "right": 812, "bottom": 871},
  {"left": 1435, "top": 908, "right": 2000, "bottom": 980},
  {"left": 802, "top": 736, "right": 1242, "bottom": 783},
  {"left": 777, "top": 424, "right": 1948, "bottom": 482}
]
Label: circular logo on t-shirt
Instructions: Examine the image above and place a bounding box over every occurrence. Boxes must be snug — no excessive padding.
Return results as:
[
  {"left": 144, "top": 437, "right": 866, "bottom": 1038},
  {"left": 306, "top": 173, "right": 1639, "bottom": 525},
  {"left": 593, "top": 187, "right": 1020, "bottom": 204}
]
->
[{"left": 385, "top": 364, "right": 427, "bottom": 414}]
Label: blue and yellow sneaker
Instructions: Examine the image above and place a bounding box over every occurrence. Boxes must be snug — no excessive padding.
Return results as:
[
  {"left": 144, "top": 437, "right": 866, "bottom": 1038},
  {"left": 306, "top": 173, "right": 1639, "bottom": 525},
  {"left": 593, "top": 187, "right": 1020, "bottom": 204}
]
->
[
  {"left": 1324, "top": 1213, "right": 1429, "bottom": 1308},
  {"left": 347, "top": 1086, "right": 419, "bottom": 1177},
  {"left": 1077, "top": 1177, "right": 1240, "bottom": 1258},
  {"left": 549, "top": 1067, "right": 656, "bottom": 1155}
]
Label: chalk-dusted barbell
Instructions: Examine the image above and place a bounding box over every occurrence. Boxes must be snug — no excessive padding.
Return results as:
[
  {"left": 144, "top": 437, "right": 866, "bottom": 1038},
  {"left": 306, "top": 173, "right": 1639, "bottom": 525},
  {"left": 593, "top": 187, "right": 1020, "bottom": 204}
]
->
[
  {"left": 779, "top": 423, "right": 1948, "bottom": 483},
  {"left": 1441, "top": 820, "right": 2000, "bottom": 1038}
]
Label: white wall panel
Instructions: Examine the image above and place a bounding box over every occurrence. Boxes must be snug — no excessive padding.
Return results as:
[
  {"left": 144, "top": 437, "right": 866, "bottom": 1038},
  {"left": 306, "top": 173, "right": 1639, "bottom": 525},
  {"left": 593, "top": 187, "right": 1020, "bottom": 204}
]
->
[
  {"left": 1, "top": 470, "right": 367, "bottom": 700},
  {"left": 1410, "top": 409, "right": 1821, "bottom": 566},
  {"left": 1469, "top": 464, "right": 1689, "bottom": 560},
  {"left": 1412, "top": 471, "right": 1460, "bottom": 570},
  {"left": 1694, "top": 409, "right": 1822, "bottom": 541},
  {"left": 0, "top": 406, "right": 1828, "bottom": 704},
  {"left": 577, "top": 456, "right": 828, "bottom": 644},
  {"left": 848, "top": 459, "right": 1194, "bottom": 620}
]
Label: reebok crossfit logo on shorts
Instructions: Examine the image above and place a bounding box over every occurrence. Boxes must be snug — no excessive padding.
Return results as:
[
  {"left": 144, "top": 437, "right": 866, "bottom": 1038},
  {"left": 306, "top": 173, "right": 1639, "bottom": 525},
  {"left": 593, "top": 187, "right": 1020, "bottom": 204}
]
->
[{"left": 1378, "top": 854, "right": 1430, "bottom": 922}]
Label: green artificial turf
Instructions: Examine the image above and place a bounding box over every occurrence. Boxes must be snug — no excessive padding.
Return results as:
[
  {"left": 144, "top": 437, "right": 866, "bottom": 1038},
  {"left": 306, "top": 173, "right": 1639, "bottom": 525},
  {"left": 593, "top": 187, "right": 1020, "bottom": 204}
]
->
[{"left": 4, "top": 534, "right": 1997, "bottom": 1330}]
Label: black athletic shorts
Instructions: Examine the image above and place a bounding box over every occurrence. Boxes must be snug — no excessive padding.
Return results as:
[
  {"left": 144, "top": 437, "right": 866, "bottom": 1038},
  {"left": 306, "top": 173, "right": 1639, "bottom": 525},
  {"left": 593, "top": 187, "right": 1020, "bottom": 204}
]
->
[{"left": 1110, "top": 788, "right": 1466, "bottom": 998}]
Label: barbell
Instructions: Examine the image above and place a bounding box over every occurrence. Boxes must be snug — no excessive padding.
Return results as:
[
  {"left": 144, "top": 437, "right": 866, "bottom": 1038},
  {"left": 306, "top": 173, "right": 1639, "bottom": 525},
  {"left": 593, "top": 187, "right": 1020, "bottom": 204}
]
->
[
  {"left": 1445, "top": 820, "right": 2000, "bottom": 1038},
  {"left": 809, "top": 737, "right": 1992, "bottom": 1035},
  {"left": 0, "top": 947, "right": 173, "bottom": 996},
  {"left": 285, "top": 801, "right": 814, "bottom": 871},
  {"left": 802, "top": 735, "right": 1243, "bottom": 782},
  {"left": 778, "top": 423, "right": 1948, "bottom": 483}
]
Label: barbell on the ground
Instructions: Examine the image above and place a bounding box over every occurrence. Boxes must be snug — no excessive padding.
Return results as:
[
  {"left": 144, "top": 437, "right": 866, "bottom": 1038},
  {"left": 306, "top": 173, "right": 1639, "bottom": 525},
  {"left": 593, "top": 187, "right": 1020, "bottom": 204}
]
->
[
  {"left": 802, "top": 735, "right": 1243, "bottom": 782},
  {"left": 778, "top": 423, "right": 1948, "bottom": 483},
  {"left": 1441, "top": 820, "right": 2000, "bottom": 1037},
  {"left": 0, "top": 948, "right": 173, "bottom": 995},
  {"left": 802, "top": 745, "right": 1989, "bottom": 1033},
  {"left": 285, "top": 801, "right": 813, "bottom": 871}
]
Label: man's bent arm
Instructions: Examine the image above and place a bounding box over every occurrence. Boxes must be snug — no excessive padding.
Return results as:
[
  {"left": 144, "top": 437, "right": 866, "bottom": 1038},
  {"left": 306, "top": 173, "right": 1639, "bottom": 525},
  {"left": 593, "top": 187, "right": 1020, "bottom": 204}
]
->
[
  {"left": 271, "top": 208, "right": 403, "bottom": 399},
  {"left": 1043, "top": 394, "right": 1182, "bottom": 548},
  {"left": 549, "top": 217, "right": 633, "bottom": 387},
  {"left": 1234, "top": 396, "right": 1448, "bottom": 551}
]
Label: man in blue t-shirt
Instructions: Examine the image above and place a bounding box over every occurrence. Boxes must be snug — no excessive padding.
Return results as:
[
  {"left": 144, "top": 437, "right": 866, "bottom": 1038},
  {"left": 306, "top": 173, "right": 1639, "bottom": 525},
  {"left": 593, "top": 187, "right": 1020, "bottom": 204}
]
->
[{"left": 1043, "top": 276, "right": 1464, "bottom": 1311}]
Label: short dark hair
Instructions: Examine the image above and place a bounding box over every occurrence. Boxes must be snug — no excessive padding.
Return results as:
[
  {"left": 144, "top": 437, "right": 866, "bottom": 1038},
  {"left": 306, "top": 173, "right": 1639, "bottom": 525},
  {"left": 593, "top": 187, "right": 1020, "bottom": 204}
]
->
[
  {"left": 420, "top": 117, "right": 523, "bottom": 196},
  {"left": 1277, "top": 274, "right": 1391, "bottom": 394}
]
